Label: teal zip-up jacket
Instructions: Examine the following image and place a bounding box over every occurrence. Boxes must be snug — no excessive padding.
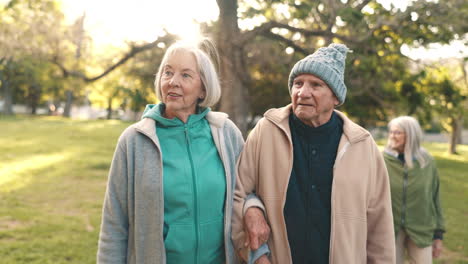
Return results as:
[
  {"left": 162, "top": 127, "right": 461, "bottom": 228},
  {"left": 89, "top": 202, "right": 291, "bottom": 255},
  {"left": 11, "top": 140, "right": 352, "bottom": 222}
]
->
[
  {"left": 145, "top": 104, "right": 226, "bottom": 264},
  {"left": 383, "top": 149, "right": 445, "bottom": 248},
  {"left": 97, "top": 103, "right": 244, "bottom": 264}
]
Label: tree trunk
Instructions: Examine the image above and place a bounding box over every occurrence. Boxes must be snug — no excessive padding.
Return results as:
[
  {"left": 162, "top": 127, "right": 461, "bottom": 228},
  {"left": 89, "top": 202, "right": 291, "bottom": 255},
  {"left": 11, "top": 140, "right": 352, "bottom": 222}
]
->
[
  {"left": 63, "top": 90, "right": 73, "bottom": 117},
  {"left": 456, "top": 118, "right": 463, "bottom": 145},
  {"left": 1, "top": 78, "right": 14, "bottom": 115},
  {"left": 107, "top": 97, "right": 113, "bottom": 119},
  {"left": 216, "top": 0, "right": 250, "bottom": 136},
  {"left": 1, "top": 59, "right": 14, "bottom": 115},
  {"left": 449, "top": 116, "right": 459, "bottom": 154},
  {"left": 29, "top": 83, "right": 41, "bottom": 115}
]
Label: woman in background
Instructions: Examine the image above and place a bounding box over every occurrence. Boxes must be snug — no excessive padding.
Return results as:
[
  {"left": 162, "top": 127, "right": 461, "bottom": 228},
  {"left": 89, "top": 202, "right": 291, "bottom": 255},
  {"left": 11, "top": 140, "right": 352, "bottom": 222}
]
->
[
  {"left": 97, "top": 38, "right": 243, "bottom": 264},
  {"left": 383, "top": 116, "right": 445, "bottom": 264}
]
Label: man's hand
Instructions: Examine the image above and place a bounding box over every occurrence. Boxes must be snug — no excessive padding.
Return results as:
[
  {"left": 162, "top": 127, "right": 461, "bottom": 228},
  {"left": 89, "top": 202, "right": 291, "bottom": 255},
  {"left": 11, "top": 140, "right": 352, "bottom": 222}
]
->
[
  {"left": 432, "top": 239, "right": 443, "bottom": 258},
  {"left": 244, "top": 207, "right": 270, "bottom": 250},
  {"left": 255, "top": 254, "right": 271, "bottom": 264}
]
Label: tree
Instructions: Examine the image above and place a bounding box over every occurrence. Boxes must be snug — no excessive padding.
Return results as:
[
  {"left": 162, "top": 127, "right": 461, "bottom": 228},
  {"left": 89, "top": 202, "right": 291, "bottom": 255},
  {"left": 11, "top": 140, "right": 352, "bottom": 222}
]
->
[
  {"left": 420, "top": 62, "right": 467, "bottom": 154},
  {"left": 215, "top": 0, "right": 467, "bottom": 134},
  {"left": 0, "top": 0, "right": 70, "bottom": 115}
]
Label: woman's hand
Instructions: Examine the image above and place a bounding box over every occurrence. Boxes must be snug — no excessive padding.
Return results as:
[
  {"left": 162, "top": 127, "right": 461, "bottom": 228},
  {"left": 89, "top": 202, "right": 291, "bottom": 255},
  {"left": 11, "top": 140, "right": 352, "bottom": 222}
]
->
[
  {"left": 432, "top": 239, "right": 443, "bottom": 258},
  {"left": 243, "top": 207, "right": 270, "bottom": 250},
  {"left": 255, "top": 254, "right": 271, "bottom": 264}
]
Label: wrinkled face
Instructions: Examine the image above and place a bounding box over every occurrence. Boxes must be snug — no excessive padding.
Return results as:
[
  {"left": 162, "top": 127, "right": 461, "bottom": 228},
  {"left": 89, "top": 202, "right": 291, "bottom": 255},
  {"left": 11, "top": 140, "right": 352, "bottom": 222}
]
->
[
  {"left": 388, "top": 124, "right": 406, "bottom": 153},
  {"left": 160, "top": 50, "right": 205, "bottom": 119},
  {"left": 291, "top": 74, "right": 339, "bottom": 127}
]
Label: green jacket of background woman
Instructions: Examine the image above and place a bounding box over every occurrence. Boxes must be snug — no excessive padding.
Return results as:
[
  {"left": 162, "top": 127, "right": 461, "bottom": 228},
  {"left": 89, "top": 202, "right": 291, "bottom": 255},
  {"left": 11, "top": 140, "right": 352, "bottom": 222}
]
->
[{"left": 383, "top": 150, "right": 445, "bottom": 248}]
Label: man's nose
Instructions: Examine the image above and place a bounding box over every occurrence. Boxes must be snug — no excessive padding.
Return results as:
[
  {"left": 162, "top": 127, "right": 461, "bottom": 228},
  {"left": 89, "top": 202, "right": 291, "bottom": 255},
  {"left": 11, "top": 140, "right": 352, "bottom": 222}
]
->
[{"left": 298, "top": 87, "right": 311, "bottom": 97}]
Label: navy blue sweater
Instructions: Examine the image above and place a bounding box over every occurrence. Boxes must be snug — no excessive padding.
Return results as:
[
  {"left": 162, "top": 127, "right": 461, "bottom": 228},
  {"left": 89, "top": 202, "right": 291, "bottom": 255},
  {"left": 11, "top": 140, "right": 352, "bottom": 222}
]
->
[{"left": 284, "top": 112, "right": 343, "bottom": 264}]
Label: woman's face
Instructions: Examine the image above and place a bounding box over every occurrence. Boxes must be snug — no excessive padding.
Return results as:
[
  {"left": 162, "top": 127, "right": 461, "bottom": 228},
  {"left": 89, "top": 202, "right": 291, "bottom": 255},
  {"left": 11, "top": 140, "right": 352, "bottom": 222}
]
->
[
  {"left": 388, "top": 124, "right": 406, "bottom": 153},
  {"left": 160, "top": 50, "right": 205, "bottom": 120}
]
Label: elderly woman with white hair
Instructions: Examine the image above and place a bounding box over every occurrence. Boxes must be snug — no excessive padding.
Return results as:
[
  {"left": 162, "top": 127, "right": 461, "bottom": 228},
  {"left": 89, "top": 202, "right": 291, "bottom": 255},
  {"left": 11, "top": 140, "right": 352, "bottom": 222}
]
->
[
  {"left": 97, "top": 38, "right": 244, "bottom": 264},
  {"left": 383, "top": 116, "right": 445, "bottom": 264}
]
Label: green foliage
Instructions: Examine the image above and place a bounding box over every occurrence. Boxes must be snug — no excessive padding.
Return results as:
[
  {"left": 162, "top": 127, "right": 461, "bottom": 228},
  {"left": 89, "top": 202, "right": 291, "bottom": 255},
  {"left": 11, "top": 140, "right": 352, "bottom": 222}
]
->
[
  {"left": 236, "top": 0, "right": 466, "bottom": 127},
  {"left": 416, "top": 64, "right": 467, "bottom": 134},
  {"left": 1, "top": 117, "right": 467, "bottom": 263},
  {"left": 244, "top": 37, "right": 298, "bottom": 118},
  {"left": 0, "top": 0, "right": 79, "bottom": 112}
]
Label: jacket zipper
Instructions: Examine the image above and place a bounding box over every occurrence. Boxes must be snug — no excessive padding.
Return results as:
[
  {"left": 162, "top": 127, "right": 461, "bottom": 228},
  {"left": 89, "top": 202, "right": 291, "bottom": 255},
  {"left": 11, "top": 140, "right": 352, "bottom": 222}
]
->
[
  {"left": 185, "top": 125, "right": 199, "bottom": 264},
  {"left": 401, "top": 165, "right": 408, "bottom": 226}
]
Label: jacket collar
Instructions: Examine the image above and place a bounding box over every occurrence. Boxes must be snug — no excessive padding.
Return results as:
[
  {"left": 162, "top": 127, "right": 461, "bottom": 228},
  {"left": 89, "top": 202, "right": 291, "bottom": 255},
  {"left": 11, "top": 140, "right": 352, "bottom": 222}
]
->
[
  {"left": 264, "top": 104, "right": 370, "bottom": 144},
  {"left": 134, "top": 118, "right": 160, "bottom": 147},
  {"left": 206, "top": 111, "right": 228, "bottom": 128},
  {"left": 383, "top": 148, "right": 399, "bottom": 158},
  {"left": 133, "top": 110, "right": 228, "bottom": 139}
]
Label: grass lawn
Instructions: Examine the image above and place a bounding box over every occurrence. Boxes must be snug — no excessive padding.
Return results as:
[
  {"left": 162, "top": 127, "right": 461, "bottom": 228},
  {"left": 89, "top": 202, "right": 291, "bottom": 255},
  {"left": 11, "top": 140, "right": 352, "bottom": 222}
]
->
[
  {"left": 0, "top": 115, "right": 467, "bottom": 263},
  {"left": 0, "top": 115, "right": 130, "bottom": 263}
]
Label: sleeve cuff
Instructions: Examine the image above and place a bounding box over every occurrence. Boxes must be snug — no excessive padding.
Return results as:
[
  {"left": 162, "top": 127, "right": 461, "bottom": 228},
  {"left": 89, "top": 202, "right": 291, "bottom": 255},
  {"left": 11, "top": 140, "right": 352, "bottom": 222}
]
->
[
  {"left": 248, "top": 243, "right": 270, "bottom": 264},
  {"left": 243, "top": 193, "right": 266, "bottom": 216},
  {"left": 433, "top": 229, "right": 444, "bottom": 240}
]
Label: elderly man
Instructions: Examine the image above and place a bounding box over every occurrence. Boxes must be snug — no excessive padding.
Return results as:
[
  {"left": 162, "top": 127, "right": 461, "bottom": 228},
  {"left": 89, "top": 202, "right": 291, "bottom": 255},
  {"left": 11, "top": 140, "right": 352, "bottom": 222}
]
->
[{"left": 232, "top": 43, "right": 395, "bottom": 264}]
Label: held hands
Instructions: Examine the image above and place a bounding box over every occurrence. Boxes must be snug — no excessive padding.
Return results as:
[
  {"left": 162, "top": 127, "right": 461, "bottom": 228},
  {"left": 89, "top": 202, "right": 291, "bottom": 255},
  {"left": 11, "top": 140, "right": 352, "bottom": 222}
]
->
[
  {"left": 432, "top": 239, "right": 443, "bottom": 258},
  {"left": 244, "top": 207, "right": 271, "bottom": 251}
]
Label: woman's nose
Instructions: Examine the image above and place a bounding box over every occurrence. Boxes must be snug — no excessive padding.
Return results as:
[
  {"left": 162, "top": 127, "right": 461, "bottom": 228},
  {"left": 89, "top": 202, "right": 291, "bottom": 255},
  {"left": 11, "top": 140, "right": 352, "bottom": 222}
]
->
[{"left": 169, "top": 75, "right": 180, "bottom": 86}]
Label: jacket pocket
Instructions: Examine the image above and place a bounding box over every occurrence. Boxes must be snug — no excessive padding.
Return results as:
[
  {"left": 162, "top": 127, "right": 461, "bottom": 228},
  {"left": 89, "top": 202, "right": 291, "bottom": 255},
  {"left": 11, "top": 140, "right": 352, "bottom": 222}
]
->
[
  {"left": 164, "top": 223, "right": 195, "bottom": 264},
  {"left": 199, "top": 218, "right": 225, "bottom": 264}
]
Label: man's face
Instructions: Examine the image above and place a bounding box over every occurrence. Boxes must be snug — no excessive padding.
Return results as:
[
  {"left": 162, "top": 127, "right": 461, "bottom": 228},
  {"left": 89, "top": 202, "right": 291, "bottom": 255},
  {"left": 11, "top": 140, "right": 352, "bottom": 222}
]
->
[{"left": 291, "top": 74, "right": 339, "bottom": 127}]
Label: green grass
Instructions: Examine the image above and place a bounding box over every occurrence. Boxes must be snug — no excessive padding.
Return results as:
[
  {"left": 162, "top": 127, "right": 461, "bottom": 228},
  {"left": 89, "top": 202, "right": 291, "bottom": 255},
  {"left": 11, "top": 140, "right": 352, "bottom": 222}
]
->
[
  {"left": 0, "top": 116, "right": 467, "bottom": 263},
  {"left": 0, "top": 116, "right": 130, "bottom": 263}
]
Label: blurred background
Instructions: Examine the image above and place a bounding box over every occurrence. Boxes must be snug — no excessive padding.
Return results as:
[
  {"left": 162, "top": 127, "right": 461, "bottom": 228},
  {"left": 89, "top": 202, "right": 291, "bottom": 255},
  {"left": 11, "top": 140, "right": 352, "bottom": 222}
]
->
[{"left": 0, "top": 0, "right": 467, "bottom": 263}]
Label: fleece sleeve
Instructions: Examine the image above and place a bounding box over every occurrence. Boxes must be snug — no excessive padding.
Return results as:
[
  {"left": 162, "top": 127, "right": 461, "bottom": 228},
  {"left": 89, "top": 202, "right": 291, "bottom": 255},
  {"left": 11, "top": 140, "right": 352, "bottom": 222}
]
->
[
  {"left": 432, "top": 161, "right": 446, "bottom": 233},
  {"left": 231, "top": 121, "right": 269, "bottom": 262},
  {"left": 97, "top": 142, "right": 129, "bottom": 264},
  {"left": 366, "top": 141, "right": 396, "bottom": 264}
]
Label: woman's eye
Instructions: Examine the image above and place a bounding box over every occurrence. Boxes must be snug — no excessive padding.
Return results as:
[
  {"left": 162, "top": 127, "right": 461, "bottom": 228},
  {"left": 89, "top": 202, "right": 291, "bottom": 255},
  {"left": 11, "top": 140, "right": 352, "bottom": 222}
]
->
[
  {"left": 164, "top": 71, "right": 173, "bottom": 76},
  {"left": 182, "top": 73, "right": 191, "bottom": 78}
]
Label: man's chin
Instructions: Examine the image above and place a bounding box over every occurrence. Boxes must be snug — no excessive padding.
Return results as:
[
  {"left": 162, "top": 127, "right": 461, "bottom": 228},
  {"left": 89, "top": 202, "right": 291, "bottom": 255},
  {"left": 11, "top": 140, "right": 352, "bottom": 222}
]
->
[{"left": 295, "top": 112, "right": 314, "bottom": 122}]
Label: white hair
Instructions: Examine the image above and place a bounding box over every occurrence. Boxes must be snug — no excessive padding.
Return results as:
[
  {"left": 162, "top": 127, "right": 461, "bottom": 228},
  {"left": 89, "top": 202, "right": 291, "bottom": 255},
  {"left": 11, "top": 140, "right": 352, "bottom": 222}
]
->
[
  {"left": 386, "top": 116, "right": 428, "bottom": 168},
  {"left": 154, "top": 38, "right": 221, "bottom": 108}
]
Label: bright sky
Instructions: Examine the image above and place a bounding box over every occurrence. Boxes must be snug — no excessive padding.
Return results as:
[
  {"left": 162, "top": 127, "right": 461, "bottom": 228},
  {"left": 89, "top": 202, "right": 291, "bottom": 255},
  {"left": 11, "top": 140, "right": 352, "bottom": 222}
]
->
[
  {"left": 61, "top": 0, "right": 219, "bottom": 49},
  {"left": 24, "top": 0, "right": 468, "bottom": 59}
]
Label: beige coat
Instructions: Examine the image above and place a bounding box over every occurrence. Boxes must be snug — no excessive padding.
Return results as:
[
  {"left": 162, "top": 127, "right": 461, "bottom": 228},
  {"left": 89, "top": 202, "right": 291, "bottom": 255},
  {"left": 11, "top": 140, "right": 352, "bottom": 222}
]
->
[{"left": 232, "top": 105, "right": 395, "bottom": 263}]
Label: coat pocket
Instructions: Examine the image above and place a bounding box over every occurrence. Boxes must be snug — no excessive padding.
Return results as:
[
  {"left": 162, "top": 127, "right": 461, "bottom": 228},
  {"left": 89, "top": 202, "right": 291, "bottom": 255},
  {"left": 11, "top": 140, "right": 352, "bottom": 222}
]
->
[
  {"left": 164, "top": 223, "right": 195, "bottom": 264},
  {"left": 199, "top": 218, "right": 225, "bottom": 263}
]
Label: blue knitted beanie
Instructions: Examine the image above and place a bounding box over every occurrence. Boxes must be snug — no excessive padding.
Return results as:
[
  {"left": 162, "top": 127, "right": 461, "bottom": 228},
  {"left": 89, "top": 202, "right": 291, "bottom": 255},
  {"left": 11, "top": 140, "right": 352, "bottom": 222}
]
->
[{"left": 288, "top": 43, "right": 349, "bottom": 105}]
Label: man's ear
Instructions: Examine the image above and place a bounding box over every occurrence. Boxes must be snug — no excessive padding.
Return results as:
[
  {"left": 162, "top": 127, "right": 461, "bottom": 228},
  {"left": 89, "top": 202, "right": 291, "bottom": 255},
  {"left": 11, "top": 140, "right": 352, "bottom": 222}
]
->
[{"left": 333, "top": 95, "right": 339, "bottom": 106}]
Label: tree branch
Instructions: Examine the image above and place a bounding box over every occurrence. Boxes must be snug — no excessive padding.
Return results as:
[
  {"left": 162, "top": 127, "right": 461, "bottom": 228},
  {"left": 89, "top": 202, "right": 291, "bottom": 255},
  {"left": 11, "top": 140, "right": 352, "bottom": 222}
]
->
[
  {"left": 356, "top": 0, "right": 371, "bottom": 11},
  {"left": 238, "top": 20, "right": 356, "bottom": 46},
  {"left": 326, "top": 0, "right": 338, "bottom": 32},
  {"left": 51, "top": 34, "right": 175, "bottom": 83},
  {"left": 261, "top": 32, "right": 314, "bottom": 55}
]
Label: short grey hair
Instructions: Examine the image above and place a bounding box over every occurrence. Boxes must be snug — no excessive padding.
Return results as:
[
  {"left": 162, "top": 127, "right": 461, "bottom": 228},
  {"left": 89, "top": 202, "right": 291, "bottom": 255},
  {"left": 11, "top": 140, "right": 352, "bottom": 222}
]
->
[
  {"left": 386, "top": 116, "right": 428, "bottom": 168},
  {"left": 154, "top": 38, "right": 221, "bottom": 108}
]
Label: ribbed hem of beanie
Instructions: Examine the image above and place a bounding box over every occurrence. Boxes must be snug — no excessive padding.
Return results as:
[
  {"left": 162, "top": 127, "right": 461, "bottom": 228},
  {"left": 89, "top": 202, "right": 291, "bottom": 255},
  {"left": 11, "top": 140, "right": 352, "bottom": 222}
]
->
[{"left": 288, "top": 60, "right": 346, "bottom": 105}]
